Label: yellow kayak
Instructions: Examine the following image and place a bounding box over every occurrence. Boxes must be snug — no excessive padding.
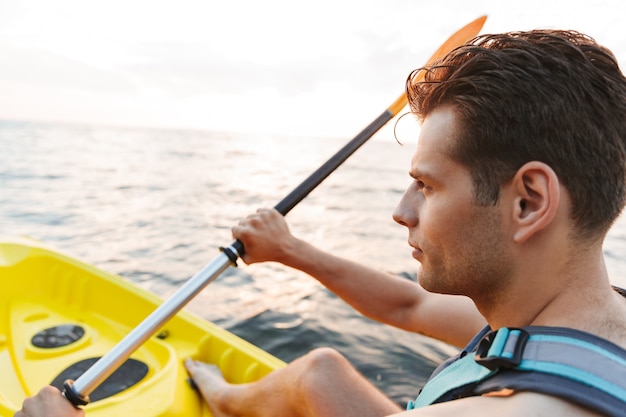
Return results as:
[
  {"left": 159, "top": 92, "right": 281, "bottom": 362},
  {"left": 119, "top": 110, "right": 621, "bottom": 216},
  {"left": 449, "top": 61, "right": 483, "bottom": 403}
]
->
[{"left": 0, "top": 237, "right": 285, "bottom": 417}]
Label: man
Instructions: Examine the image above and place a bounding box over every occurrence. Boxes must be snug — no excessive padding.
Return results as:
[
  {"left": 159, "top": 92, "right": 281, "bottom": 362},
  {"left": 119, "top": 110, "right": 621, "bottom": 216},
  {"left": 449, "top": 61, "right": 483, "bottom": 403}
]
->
[
  {"left": 15, "top": 29, "right": 626, "bottom": 417},
  {"left": 186, "top": 29, "right": 626, "bottom": 417}
]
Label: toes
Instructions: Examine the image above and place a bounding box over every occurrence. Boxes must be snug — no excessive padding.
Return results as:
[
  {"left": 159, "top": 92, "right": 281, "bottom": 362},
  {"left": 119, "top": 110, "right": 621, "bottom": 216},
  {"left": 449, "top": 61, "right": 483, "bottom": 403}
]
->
[{"left": 184, "top": 359, "right": 224, "bottom": 385}]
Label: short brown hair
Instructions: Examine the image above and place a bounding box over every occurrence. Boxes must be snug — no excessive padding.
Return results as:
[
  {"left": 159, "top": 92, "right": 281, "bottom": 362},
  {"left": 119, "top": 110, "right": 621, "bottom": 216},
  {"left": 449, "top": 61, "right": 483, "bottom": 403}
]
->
[{"left": 407, "top": 30, "right": 626, "bottom": 239}]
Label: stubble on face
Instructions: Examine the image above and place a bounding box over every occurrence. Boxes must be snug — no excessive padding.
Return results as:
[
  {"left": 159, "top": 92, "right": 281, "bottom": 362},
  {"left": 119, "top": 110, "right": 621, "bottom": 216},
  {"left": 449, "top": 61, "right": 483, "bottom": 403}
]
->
[{"left": 417, "top": 199, "right": 514, "bottom": 302}]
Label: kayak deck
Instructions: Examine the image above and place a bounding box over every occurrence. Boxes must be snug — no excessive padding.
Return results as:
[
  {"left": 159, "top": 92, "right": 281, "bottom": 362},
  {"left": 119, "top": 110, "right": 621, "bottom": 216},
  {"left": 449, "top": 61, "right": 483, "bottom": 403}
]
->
[{"left": 0, "top": 237, "right": 285, "bottom": 416}]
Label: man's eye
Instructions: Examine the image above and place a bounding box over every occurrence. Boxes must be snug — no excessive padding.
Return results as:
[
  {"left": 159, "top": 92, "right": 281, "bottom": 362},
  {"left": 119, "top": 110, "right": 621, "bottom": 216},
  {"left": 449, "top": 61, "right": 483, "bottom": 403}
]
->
[{"left": 415, "top": 179, "right": 432, "bottom": 194}]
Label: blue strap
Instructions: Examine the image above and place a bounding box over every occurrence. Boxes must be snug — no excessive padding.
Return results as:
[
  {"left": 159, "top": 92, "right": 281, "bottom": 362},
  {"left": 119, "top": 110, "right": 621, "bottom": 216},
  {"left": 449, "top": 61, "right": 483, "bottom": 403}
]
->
[
  {"left": 516, "top": 334, "right": 626, "bottom": 399},
  {"left": 407, "top": 327, "right": 626, "bottom": 410}
]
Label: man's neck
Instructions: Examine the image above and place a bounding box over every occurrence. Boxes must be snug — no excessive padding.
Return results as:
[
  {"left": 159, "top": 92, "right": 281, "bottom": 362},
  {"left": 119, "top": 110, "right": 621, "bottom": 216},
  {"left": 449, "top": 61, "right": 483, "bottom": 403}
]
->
[{"left": 475, "top": 244, "right": 624, "bottom": 338}]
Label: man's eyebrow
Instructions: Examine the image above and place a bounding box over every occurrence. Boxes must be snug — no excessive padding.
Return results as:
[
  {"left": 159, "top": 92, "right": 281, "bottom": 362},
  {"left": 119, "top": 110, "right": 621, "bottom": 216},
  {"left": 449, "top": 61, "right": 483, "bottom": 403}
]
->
[{"left": 409, "top": 168, "right": 431, "bottom": 180}]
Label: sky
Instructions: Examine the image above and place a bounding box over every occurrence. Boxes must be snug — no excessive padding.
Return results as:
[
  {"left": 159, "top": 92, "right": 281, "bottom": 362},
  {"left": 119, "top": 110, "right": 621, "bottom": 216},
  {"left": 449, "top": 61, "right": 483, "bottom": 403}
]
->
[{"left": 1, "top": 0, "right": 625, "bottom": 138}]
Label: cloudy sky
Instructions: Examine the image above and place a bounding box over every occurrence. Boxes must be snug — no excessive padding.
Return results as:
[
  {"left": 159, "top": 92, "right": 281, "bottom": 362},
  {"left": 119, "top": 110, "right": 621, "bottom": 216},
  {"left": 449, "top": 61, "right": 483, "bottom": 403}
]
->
[{"left": 1, "top": 0, "right": 624, "bottom": 137}]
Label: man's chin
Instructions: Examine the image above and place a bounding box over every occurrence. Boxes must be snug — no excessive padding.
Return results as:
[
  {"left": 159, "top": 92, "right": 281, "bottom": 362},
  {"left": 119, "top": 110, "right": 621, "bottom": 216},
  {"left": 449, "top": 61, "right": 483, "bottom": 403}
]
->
[{"left": 417, "top": 271, "right": 463, "bottom": 296}]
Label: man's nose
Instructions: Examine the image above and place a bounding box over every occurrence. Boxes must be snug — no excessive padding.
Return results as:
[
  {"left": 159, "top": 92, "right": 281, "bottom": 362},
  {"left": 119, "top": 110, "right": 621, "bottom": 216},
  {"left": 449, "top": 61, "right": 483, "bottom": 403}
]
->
[{"left": 393, "top": 184, "right": 420, "bottom": 228}]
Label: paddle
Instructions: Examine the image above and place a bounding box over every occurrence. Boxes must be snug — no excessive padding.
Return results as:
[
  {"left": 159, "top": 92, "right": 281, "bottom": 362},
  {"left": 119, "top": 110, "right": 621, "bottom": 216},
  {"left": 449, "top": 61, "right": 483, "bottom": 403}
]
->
[{"left": 62, "top": 15, "right": 488, "bottom": 407}]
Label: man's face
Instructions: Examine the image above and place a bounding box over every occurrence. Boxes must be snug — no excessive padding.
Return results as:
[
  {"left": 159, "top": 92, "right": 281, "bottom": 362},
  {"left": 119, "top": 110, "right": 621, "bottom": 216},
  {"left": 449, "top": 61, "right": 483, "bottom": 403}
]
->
[{"left": 393, "top": 107, "right": 512, "bottom": 298}]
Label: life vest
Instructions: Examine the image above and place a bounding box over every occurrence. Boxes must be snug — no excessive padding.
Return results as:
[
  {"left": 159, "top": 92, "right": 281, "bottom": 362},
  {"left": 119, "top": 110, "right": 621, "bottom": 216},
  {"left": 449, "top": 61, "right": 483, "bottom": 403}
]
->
[{"left": 407, "top": 287, "right": 626, "bottom": 417}]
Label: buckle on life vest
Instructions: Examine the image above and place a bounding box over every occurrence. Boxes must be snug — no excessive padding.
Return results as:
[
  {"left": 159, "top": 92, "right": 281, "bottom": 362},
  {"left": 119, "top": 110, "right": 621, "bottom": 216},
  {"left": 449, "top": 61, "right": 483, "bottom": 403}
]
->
[{"left": 474, "top": 327, "right": 529, "bottom": 370}]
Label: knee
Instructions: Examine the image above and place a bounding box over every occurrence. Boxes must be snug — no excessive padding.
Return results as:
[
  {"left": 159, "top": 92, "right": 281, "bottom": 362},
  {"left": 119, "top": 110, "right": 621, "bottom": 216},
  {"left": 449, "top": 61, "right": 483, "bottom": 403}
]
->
[
  {"left": 297, "top": 347, "right": 351, "bottom": 393},
  {"left": 303, "top": 347, "right": 348, "bottom": 370}
]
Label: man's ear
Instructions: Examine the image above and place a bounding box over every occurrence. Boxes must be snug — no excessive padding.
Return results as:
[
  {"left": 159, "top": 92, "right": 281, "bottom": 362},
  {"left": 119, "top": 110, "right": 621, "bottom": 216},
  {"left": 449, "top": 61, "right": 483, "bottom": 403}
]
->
[{"left": 510, "top": 161, "right": 560, "bottom": 243}]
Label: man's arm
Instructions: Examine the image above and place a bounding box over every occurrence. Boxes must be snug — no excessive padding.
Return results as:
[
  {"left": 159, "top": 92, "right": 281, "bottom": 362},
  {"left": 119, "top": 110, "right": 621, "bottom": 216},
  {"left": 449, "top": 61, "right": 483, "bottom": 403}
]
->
[{"left": 233, "top": 208, "right": 485, "bottom": 348}]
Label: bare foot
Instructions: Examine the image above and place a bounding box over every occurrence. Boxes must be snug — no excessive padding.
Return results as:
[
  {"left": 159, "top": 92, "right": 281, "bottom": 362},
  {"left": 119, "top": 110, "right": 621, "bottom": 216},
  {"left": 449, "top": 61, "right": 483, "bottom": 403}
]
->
[{"left": 185, "top": 358, "right": 231, "bottom": 416}]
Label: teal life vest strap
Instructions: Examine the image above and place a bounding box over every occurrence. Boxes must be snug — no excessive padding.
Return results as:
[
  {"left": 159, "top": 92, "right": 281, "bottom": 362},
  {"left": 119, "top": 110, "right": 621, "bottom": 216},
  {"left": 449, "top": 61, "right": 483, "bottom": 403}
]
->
[{"left": 406, "top": 326, "right": 626, "bottom": 417}]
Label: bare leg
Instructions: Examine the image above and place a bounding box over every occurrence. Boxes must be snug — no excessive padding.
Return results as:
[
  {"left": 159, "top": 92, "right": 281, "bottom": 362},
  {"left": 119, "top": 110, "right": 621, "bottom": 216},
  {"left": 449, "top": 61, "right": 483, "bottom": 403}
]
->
[{"left": 185, "top": 347, "right": 402, "bottom": 417}]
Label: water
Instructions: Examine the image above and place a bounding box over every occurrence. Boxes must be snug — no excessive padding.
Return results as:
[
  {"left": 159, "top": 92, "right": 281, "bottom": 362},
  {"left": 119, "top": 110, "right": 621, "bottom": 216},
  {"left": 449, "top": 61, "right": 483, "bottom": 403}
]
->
[{"left": 2, "top": 120, "right": 626, "bottom": 407}]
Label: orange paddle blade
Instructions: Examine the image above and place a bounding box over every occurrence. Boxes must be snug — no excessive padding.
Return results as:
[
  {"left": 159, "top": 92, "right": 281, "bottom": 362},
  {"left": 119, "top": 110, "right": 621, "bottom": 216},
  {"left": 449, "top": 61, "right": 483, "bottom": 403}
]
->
[{"left": 388, "top": 15, "right": 488, "bottom": 116}]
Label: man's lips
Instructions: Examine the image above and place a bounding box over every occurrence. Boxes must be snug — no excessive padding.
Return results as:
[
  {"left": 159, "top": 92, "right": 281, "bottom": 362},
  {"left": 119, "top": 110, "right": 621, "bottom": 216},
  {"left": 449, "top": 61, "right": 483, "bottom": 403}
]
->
[{"left": 409, "top": 242, "right": 423, "bottom": 260}]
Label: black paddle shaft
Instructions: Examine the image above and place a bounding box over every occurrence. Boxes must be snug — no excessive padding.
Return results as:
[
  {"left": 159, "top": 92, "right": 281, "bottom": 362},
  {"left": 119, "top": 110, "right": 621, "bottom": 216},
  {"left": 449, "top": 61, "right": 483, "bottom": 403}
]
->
[{"left": 223, "top": 108, "right": 395, "bottom": 261}]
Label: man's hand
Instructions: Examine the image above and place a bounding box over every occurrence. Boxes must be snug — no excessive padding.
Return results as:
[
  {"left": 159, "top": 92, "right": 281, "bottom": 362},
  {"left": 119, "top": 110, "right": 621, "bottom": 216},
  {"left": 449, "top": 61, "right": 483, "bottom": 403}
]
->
[{"left": 14, "top": 386, "right": 85, "bottom": 417}]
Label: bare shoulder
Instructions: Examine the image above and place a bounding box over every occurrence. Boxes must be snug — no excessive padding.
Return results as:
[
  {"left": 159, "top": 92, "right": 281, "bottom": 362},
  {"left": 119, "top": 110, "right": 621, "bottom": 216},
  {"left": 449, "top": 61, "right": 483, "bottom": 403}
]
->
[{"left": 386, "top": 392, "right": 604, "bottom": 417}]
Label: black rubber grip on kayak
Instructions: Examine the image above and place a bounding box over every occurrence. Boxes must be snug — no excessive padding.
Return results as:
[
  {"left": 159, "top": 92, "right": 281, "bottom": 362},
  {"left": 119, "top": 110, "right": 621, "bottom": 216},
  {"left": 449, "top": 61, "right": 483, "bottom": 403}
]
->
[{"left": 58, "top": 358, "right": 148, "bottom": 404}]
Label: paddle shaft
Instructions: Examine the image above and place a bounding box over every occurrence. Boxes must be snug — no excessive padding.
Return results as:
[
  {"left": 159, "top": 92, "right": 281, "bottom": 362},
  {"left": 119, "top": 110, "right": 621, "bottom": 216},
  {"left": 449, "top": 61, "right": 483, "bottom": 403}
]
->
[
  {"left": 64, "top": 106, "right": 398, "bottom": 406},
  {"left": 63, "top": 15, "right": 487, "bottom": 406},
  {"left": 64, "top": 251, "right": 234, "bottom": 405}
]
